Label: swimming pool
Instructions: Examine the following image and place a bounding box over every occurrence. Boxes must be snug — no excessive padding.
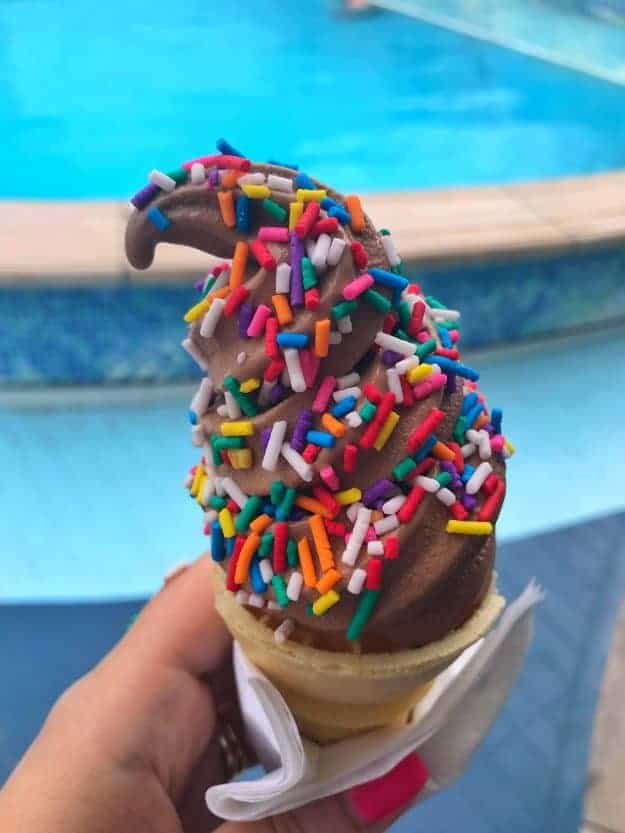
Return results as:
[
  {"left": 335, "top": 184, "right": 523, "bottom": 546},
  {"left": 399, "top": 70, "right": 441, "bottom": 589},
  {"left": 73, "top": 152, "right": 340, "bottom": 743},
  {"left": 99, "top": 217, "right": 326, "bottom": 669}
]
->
[{"left": 2, "top": 0, "right": 625, "bottom": 198}]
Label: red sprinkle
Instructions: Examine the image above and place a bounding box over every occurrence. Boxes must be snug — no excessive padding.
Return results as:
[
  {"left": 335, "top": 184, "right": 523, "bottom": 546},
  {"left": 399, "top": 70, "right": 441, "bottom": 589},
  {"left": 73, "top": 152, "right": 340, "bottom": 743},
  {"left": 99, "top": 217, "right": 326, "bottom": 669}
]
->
[
  {"left": 412, "top": 457, "right": 435, "bottom": 477},
  {"left": 397, "top": 486, "right": 425, "bottom": 523},
  {"left": 226, "top": 535, "right": 246, "bottom": 591},
  {"left": 311, "top": 217, "right": 339, "bottom": 237},
  {"left": 482, "top": 473, "right": 501, "bottom": 496},
  {"left": 249, "top": 240, "right": 276, "bottom": 271},
  {"left": 263, "top": 357, "right": 285, "bottom": 382},
  {"left": 450, "top": 501, "right": 469, "bottom": 521},
  {"left": 224, "top": 285, "right": 249, "bottom": 317},
  {"left": 400, "top": 375, "right": 415, "bottom": 407},
  {"left": 312, "top": 485, "right": 341, "bottom": 517},
  {"left": 226, "top": 498, "right": 239, "bottom": 513},
  {"left": 305, "top": 288, "right": 320, "bottom": 311},
  {"left": 478, "top": 481, "right": 506, "bottom": 521},
  {"left": 325, "top": 519, "right": 347, "bottom": 537},
  {"left": 366, "top": 557, "right": 383, "bottom": 590},
  {"left": 343, "top": 443, "right": 358, "bottom": 472},
  {"left": 407, "top": 283, "right": 421, "bottom": 295},
  {"left": 384, "top": 537, "right": 399, "bottom": 560},
  {"left": 408, "top": 301, "right": 425, "bottom": 336},
  {"left": 351, "top": 241, "right": 369, "bottom": 270},
  {"left": 360, "top": 392, "right": 396, "bottom": 449},
  {"left": 407, "top": 408, "right": 446, "bottom": 454},
  {"left": 448, "top": 441, "right": 465, "bottom": 474},
  {"left": 273, "top": 522, "right": 288, "bottom": 574},
  {"left": 382, "top": 313, "right": 397, "bottom": 334},
  {"left": 303, "top": 443, "right": 321, "bottom": 463},
  {"left": 434, "top": 347, "right": 460, "bottom": 360},
  {"left": 295, "top": 201, "right": 320, "bottom": 239},
  {"left": 265, "top": 316, "right": 279, "bottom": 358},
  {"left": 362, "top": 383, "right": 382, "bottom": 405}
]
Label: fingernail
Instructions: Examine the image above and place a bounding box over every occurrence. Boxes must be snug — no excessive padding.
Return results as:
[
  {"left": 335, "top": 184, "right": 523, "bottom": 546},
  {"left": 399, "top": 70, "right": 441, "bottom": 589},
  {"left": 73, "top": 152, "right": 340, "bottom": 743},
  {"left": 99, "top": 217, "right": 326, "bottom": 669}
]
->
[
  {"left": 348, "top": 752, "right": 429, "bottom": 824},
  {"left": 163, "top": 562, "right": 191, "bottom": 585}
]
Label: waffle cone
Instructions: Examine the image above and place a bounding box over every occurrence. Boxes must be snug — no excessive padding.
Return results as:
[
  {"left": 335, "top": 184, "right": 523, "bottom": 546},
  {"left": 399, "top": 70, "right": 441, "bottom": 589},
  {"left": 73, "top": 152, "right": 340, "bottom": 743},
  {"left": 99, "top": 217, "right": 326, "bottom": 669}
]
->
[{"left": 213, "top": 566, "right": 505, "bottom": 744}]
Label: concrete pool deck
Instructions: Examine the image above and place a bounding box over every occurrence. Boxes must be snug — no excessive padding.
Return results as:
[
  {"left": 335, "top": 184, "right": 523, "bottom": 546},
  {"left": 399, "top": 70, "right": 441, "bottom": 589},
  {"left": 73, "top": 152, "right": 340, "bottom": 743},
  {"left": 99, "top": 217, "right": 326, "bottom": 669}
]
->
[{"left": 2, "top": 169, "right": 625, "bottom": 282}]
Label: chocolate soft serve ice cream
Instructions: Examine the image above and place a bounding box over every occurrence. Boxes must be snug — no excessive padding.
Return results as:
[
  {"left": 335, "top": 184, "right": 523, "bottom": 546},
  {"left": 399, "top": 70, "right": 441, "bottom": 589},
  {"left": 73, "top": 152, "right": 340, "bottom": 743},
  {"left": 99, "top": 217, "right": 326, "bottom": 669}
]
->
[{"left": 125, "top": 141, "right": 512, "bottom": 740}]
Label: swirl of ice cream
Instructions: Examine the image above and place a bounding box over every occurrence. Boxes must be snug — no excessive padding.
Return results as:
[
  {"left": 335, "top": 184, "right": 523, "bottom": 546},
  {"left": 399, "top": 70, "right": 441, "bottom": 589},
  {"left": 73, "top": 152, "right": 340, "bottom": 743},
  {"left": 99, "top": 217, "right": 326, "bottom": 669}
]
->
[{"left": 125, "top": 150, "right": 510, "bottom": 653}]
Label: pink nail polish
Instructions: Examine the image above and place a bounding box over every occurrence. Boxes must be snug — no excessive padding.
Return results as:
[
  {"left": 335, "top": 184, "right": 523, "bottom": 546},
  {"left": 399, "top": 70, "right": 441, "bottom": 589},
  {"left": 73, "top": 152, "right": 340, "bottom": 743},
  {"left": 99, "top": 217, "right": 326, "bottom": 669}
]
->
[{"left": 348, "top": 753, "right": 429, "bottom": 824}]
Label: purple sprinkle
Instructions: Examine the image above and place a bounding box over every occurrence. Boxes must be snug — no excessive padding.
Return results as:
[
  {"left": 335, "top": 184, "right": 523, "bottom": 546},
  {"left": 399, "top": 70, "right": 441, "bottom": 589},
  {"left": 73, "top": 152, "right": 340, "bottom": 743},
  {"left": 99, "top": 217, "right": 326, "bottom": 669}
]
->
[
  {"left": 292, "top": 410, "right": 313, "bottom": 452},
  {"left": 269, "top": 382, "right": 287, "bottom": 405},
  {"left": 207, "top": 168, "right": 220, "bottom": 188},
  {"left": 194, "top": 278, "right": 205, "bottom": 292},
  {"left": 373, "top": 497, "right": 387, "bottom": 511},
  {"left": 381, "top": 350, "right": 403, "bottom": 367},
  {"left": 440, "top": 462, "right": 458, "bottom": 478},
  {"left": 130, "top": 183, "right": 160, "bottom": 210},
  {"left": 289, "top": 507, "right": 307, "bottom": 521},
  {"left": 238, "top": 303, "right": 255, "bottom": 338},
  {"left": 445, "top": 372, "right": 457, "bottom": 394},
  {"left": 482, "top": 423, "right": 495, "bottom": 435},
  {"left": 289, "top": 232, "right": 305, "bottom": 308},
  {"left": 462, "top": 493, "right": 478, "bottom": 511},
  {"left": 261, "top": 427, "right": 272, "bottom": 453},
  {"left": 363, "top": 478, "right": 394, "bottom": 507}
]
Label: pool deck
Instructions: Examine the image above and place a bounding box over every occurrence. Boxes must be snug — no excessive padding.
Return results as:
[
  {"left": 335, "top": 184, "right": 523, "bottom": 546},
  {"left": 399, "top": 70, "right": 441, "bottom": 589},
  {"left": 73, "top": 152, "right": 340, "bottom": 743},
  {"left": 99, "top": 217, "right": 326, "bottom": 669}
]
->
[{"left": 2, "top": 169, "right": 625, "bottom": 282}]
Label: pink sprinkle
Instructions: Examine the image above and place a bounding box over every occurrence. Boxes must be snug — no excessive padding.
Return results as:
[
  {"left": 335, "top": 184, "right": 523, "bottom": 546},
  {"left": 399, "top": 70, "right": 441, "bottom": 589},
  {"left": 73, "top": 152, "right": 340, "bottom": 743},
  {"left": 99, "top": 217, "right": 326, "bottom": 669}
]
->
[
  {"left": 490, "top": 434, "right": 505, "bottom": 452},
  {"left": 300, "top": 349, "right": 320, "bottom": 388},
  {"left": 258, "top": 227, "right": 290, "bottom": 243},
  {"left": 365, "top": 526, "right": 377, "bottom": 542},
  {"left": 413, "top": 373, "right": 447, "bottom": 400},
  {"left": 342, "top": 273, "right": 374, "bottom": 301},
  {"left": 415, "top": 330, "right": 430, "bottom": 343},
  {"left": 246, "top": 304, "right": 272, "bottom": 338},
  {"left": 449, "top": 329, "right": 460, "bottom": 343},
  {"left": 313, "top": 375, "right": 337, "bottom": 413},
  {"left": 321, "top": 465, "right": 340, "bottom": 490}
]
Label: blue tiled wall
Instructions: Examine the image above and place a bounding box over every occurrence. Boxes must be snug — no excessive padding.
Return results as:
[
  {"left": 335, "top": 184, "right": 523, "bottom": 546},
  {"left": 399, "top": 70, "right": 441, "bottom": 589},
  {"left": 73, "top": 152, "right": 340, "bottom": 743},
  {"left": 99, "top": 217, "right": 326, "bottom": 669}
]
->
[{"left": 2, "top": 244, "right": 624, "bottom": 385}]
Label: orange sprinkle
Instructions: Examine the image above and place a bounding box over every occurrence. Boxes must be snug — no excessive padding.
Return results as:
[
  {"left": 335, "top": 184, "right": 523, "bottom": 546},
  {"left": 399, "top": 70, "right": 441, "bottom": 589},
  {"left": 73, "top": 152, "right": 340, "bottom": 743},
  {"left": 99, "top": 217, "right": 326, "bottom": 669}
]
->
[
  {"left": 316, "top": 567, "right": 342, "bottom": 595},
  {"left": 234, "top": 533, "right": 260, "bottom": 584},
  {"left": 272, "top": 293, "right": 294, "bottom": 326},
  {"left": 297, "top": 537, "right": 317, "bottom": 587},
  {"left": 221, "top": 169, "right": 242, "bottom": 189},
  {"left": 321, "top": 413, "right": 346, "bottom": 438},
  {"left": 371, "top": 510, "right": 384, "bottom": 523},
  {"left": 296, "top": 496, "right": 333, "bottom": 519},
  {"left": 217, "top": 190, "right": 236, "bottom": 228},
  {"left": 229, "top": 241, "right": 248, "bottom": 289},
  {"left": 432, "top": 441, "right": 456, "bottom": 462},
  {"left": 314, "top": 319, "right": 330, "bottom": 358},
  {"left": 475, "top": 413, "right": 490, "bottom": 429},
  {"left": 309, "top": 514, "right": 334, "bottom": 572},
  {"left": 250, "top": 513, "right": 273, "bottom": 534},
  {"left": 345, "top": 195, "right": 365, "bottom": 234}
]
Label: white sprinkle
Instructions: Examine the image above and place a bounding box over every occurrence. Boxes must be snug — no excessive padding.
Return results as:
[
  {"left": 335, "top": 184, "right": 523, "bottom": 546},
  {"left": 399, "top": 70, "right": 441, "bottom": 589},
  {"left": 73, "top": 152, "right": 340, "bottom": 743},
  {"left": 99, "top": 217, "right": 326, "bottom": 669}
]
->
[
  {"left": 214, "top": 476, "right": 226, "bottom": 496},
  {"left": 183, "top": 472, "right": 193, "bottom": 489},
  {"left": 430, "top": 308, "right": 461, "bottom": 322},
  {"left": 281, "top": 442, "right": 313, "bottom": 481},
  {"left": 235, "top": 590, "right": 250, "bottom": 606},
  {"left": 216, "top": 403, "right": 229, "bottom": 417},
  {"left": 274, "top": 618, "right": 295, "bottom": 644},
  {"left": 181, "top": 338, "right": 207, "bottom": 371},
  {"left": 337, "top": 372, "right": 360, "bottom": 390},
  {"left": 312, "top": 233, "right": 331, "bottom": 272},
  {"left": 342, "top": 507, "right": 372, "bottom": 565},
  {"left": 395, "top": 355, "right": 420, "bottom": 375},
  {"left": 466, "top": 461, "right": 493, "bottom": 494},
  {"left": 236, "top": 351, "right": 247, "bottom": 366},
  {"left": 382, "top": 495, "right": 406, "bottom": 514},
  {"left": 461, "top": 443, "right": 477, "bottom": 458},
  {"left": 267, "top": 600, "right": 281, "bottom": 611},
  {"left": 276, "top": 262, "right": 291, "bottom": 294},
  {"left": 191, "top": 424, "right": 205, "bottom": 447},
  {"left": 374, "top": 514, "right": 399, "bottom": 535},
  {"left": 305, "top": 238, "right": 316, "bottom": 260},
  {"left": 248, "top": 593, "right": 265, "bottom": 608},
  {"left": 327, "top": 237, "right": 346, "bottom": 266},
  {"left": 267, "top": 174, "right": 294, "bottom": 193},
  {"left": 346, "top": 502, "right": 363, "bottom": 524},
  {"left": 211, "top": 269, "right": 230, "bottom": 291},
  {"left": 203, "top": 509, "right": 217, "bottom": 530},
  {"left": 286, "top": 571, "right": 304, "bottom": 602},
  {"left": 466, "top": 429, "right": 483, "bottom": 444},
  {"left": 345, "top": 411, "right": 362, "bottom": 429},
  {"left": 283, "top": 348, "right": 306, "bottom": 393},
  {"left": 149, "top": 169, "right": 176, "bottom": 192},
  {"left": 237, "top": 172, "right": 266, "bottom": 186},
  {"left": 436, "top": 488, "right": 456, "bottom": 507},
  {"left": 337, "top": 315, "right": 352, "bottom": 334},
  {"left": 386, "top": 368, "right": 403, "bottom": 403},
  {"left": 199, "top": 297, "right": 225, "bottom": 338},
  {"left": 367, "top": 541, "right": 384, "bottom": 556},
  {"left": 189, "top": 378, "right": 213, "bottom": 422},
  {"left": 478, "top": 435, "right": 492, "bottom": 461},
  {"left": 333, "top": 385, "right": 361, "bottom": 402},
  {"left": 374, "top": 331, "right": 416, "bottom": 357},
  {"left": 259, "top": 560, "right": 274, "bottom": 584},
  {"left": 347, "top": 568, "right": 367, "bottom": 595},
  {"left": 262, "top": 420, "right": 288, "bottom": 472},
  {"left": 224, "top": 390, "right": 242, "bottom": 419},
  {"left": 381, "top": 234, "right": 401, "bottom": 266},
  {"left": 258, "top": 380, "right": 272, "bottom": 407},
  {"left": 416, "top": 475, "right": 441, "bottom": 493},
  {"left": 221, "top": 476, "right": 248, "bottom": 508},
  {"left": 190, "top": 162, "right": 206, "bottom": 184},
  {"left": 329, "top": 331, "right": 343, "bottom": 345}
]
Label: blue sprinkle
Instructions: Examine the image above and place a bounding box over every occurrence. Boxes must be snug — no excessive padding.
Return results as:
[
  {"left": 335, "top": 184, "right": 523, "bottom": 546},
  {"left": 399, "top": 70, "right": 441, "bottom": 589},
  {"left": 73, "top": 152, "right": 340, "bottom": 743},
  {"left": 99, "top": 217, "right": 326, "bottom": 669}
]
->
[
  {"left": 262, "top": 502, "right": 276, "bottom": 517},
  {"left": 250, "top": 559, "right": 267, "bottom": 594},
  {"left": 269, "top": 159, "right": 299, "bottom": 170},
  {"left": 236, "top": 194, "right": 251, "bottom": 233},
  {"left": 369, "top": 267, "right": 408, "bottom": 294},
  {"left": 146, "top": 206, "right": 171, "bottom": 231},
  {"left": 491, "top": 408, "right": 503, "bottom": 434},
  {"left": 210, "top": 521, "right": 225, "bottom": 562},
  {"left": 465, "top": 401, "right": 484, "bottom": 429},
  {"left": 295, "top": 172, "right": 317, "bottom": 189},
  {"left": 306, "top": 430, "right": 336, "bottom": 448},
  {"left": 413, "top": 434, "right": 437, "bottom": 462},
  {"left": 226, "top": 537, "right": 235, "bottom": 556},
  {"left": 462, "top": 464, "right": 475, "bottom": 484},
  {"left": 331, "top": 396, "right": 356, "bottom": 418},
  {"left": 276, "top": 332, "right": 309, "bottom": 348},
  {"left": 188, "top": 409, "right": 198, "bottom": 425},
  {"left": 438, "top": 326, "right": 452, "bottom": 348},
  {"left": 320, "top": 197, "right": 338, "bottom": 211},
  {"left": 461, "top": 392, "right": 479, "bottom": 416},
  {"left": 216, "top": 137, "right": 244, "bottom": 157},
  {"left": 328, "top": 205, "right": 351, "bottom": 225},
  {"left": 424, "top": 356, "right": 479, "bottom": 381}
]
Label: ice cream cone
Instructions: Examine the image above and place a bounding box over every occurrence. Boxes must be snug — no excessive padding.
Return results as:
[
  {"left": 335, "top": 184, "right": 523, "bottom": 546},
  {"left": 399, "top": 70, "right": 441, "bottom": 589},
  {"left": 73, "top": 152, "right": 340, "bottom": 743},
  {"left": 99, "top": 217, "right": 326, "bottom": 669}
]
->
[{"left": 213, "top": 565, "right": 505, "bottom": 744}]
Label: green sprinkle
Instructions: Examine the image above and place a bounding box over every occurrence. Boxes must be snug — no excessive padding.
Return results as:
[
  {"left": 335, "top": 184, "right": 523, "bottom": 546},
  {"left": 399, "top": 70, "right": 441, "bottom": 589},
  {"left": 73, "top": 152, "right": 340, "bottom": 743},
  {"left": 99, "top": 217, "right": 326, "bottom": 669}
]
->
[
  {"left": 391, "top": 262, "right": 403, "bottom": 275},
  {"left": 359, "top": 400, "right": 377, "bottom": 423},
  {"left": 270, "top": 480, "right": 286, "bottom": 506},
  {"left": 258, "top": 532, "right": 274, "bottom": 558},
  {"left": 262, "top": 198, "right": 287, "bottom": 223},
  {"left": 302, "top": 257, "right": 317, "bottom": 289},
  {"left": 235, "top": 495, "right": 263, "bottom": 532},
  {"left": 271, "top": 575, "right": 289, "bottom": 608},
  {"left": 346, "top": 589, "right": 381, "bottom": 641},
  {"left": 426, "top": 295, "right": 447, "bottom": 310},
  {"left": 398, "top": 300, "right": 411, "bottom": 330},
  {"left": 166, "top": 168, "right": 188, "bottom": 185},
  {"left": 331, "top": 300, "right": 357, "bottom": 320},
  {"left": 416, "top": 338, "right": 437, "bottom": 359},
  {"left": 306, "top": 603, "right": 314, "bottom": 616},
  {"left": 287, "top": 538, "right": 298, "bottom": 567},
  {"left": 214, "top": 436, "right": 246, "bottom": 450},
  {"left": 223, "top": 376, "right": 258, "bottom": 417},
  {"left": 438, "top": 319, "right": 460, "bottom": 330},
  {"left": 362, "top": 288, "right": 391, "bottom": 313},
  {"left": 209, "top": 435, "right": 223, "bottom": 466},
  {"left": 435, "top": 472, "right": 453, "bottom": 488},
  {"left": 393, "top": 457, "right": 417, "bottom": 481},
  {"left": 379, "top": 228, "right": 391, "bottom": 236},
  {"left": 453, "top": 415, "right": 467, "bottom": 444},
  {"left": 394, "top": 328, "right": 417, "bottom": 345},
  {"left": 202, "top": 276, "right": 217, "bottom": 296},
  {"left": 209, "top": 495, "right": 227, "bottom": 510},
  {"left": 276, "top": 487, "right": 296, "bottom": 521}
]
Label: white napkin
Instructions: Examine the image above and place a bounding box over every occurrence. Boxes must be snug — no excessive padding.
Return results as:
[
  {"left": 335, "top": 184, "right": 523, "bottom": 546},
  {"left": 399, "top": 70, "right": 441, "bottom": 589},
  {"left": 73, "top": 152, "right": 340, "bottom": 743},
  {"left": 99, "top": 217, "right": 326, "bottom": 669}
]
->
[{"left": 206, "top": 581, "right": 543, "bottom": 821}]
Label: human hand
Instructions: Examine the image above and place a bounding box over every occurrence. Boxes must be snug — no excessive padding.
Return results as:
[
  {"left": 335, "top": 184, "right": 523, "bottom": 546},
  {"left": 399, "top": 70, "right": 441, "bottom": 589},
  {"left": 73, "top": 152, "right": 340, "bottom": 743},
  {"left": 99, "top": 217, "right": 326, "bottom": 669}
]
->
[{"left": 0, "top": 556, "right": 427, "bottom": 832}]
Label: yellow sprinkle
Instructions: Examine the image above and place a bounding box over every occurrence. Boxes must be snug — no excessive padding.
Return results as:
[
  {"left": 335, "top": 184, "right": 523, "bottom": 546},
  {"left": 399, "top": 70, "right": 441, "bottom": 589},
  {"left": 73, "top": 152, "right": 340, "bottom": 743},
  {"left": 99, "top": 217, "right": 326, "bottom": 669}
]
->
[
  {"left": 241, "top": 184, "right": 270, "bottom": 199},
  {"left": 196, "top": 475, "right": 207, "bottom": 505},
  {"left": 407, "top": 363, "right": 434, "bottom": 384},
  {"left": 219, "top": 507, "right": 236, "bottom": 538},
  {"left": 190, "top": 463, "right": 205, "bottom": 498},
  {"left": 289, "top": 201, "right": 304, "bottom": 230},
  {"left": 183, "top": 297, "right": 211, "bottom": 323},
  {"left": 228, "top": 448, "right": 253, "bottom": 469},
  {"left": 312, "top": 589, "right": 340, "bottom": 616},
  {"left": 220, "top": 420, "right": 254, "bottom": 436},
  {"left": 446, "top": 520, "right": 493, "bottom": 536},
  {"left": 239, "top": 377, "right": 261, "bottom": 394},
  {"left": 504, "top": 439, "right": 516, "bottom": 456},
  {"left": 296, "top": 188, "right": 327, "bottom": 203},
  {"left": 335, "top": 487, "right": 362, "bottom": 505},
  {"left": 373, "top": 411, "right": 400, "bottom": 451}
]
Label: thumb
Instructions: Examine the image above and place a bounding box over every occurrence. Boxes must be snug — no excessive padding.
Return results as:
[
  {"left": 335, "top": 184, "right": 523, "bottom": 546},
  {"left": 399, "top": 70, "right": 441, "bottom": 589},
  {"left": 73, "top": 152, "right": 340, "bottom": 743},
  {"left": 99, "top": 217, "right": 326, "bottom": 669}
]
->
[{"left": 215, "top": 752, "right": 428, "bottom": 833}]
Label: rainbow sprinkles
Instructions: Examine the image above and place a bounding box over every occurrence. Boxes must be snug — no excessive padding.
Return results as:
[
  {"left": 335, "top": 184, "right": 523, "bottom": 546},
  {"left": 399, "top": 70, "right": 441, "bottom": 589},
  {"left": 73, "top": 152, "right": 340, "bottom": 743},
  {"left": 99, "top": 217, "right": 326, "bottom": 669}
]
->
[{"left": 130, "top": 138, "right": 514, "bottom": 646}]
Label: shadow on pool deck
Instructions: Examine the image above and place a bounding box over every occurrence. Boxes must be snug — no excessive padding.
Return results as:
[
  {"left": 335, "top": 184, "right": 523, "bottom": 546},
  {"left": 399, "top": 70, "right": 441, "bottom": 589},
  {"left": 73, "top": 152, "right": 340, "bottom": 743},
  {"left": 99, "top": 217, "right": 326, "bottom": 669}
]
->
[{"left": 2, "top": 510, "right": 624, "bottom": 833}]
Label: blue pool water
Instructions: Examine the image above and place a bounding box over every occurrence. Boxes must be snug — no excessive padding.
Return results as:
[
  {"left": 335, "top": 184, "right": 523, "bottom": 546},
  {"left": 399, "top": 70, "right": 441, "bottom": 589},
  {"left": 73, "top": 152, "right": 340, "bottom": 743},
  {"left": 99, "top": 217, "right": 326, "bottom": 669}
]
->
[{"left": 2, "top": 0, "right": 625, "bottom": 197}]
